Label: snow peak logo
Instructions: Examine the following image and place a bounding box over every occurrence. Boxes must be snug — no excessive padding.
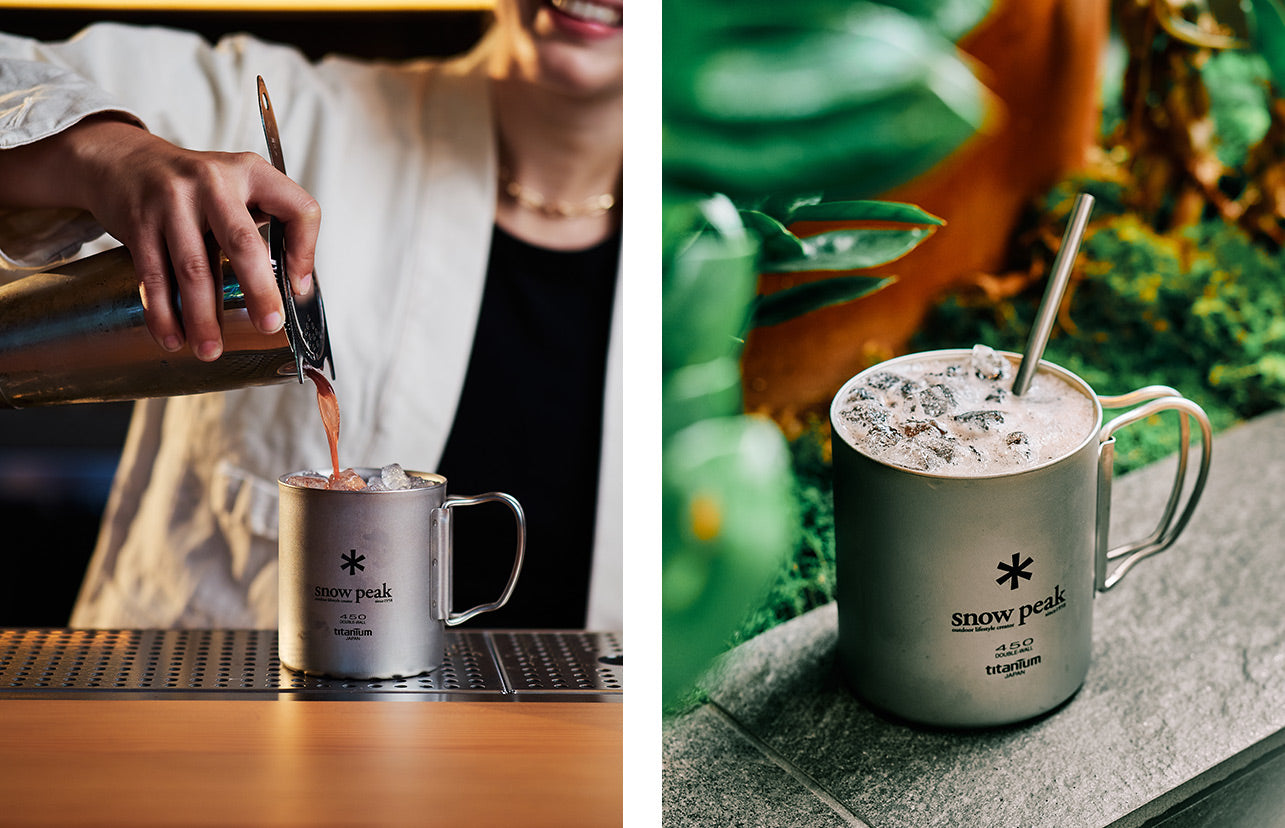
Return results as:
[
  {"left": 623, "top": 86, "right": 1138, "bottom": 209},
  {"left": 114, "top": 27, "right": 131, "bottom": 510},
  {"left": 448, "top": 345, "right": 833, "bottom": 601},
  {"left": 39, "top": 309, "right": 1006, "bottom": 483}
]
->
[
  {"left": 340, "top": 549, "right": 365, "bottom": 575},
  {"left": 995, "top": 553, "right": 1033, "bottom": 590},
  {"left": 950, "top": 585, "right": 1067, "bottom": 631},
  {"left": 313, "top": 583, "right": 393, "bottom": 604}
]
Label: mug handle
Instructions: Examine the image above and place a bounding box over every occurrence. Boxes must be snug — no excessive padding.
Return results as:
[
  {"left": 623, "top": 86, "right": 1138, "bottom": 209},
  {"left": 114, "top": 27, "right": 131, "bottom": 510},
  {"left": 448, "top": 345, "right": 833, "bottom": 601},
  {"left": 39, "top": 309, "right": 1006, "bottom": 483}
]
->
[
  {"left": 430, "top": 492, "right": 527, "bottom": 626},
  {"left": 1095, "top": 386, "right": 1212, "bottom": 591}
]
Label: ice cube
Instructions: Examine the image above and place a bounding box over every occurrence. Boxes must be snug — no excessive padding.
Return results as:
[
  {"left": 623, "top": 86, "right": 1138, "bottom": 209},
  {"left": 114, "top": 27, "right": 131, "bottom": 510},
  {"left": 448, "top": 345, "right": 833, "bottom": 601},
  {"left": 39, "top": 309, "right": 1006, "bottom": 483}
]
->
[
  {"left": 901, "top": 419, "right": 946, "bottom": 438},
  {"left": 1003, "top": 431, "right": 1038, "bottom": 464},
  {"left": 845, "top": 386, "right": 875, "bottom": 404},
  {"left": 952, "top": 410, "right": 1005, "bottom": 433},
  {"left": 365, "top": 475, "right": 389, "bottom": 492},
  {"left": 918, "top": 433, "right": 957, "bottom": 463},
  {"left": 285, "top": 472, "right": 329, "bottom": 489},
  {"left": 865, "top": 371, "right": 907, "bottom": 392},
  {"left": 918, "top": 383, "right": 956, "bottom": 418},
  {"left": 839, "top": 401, "right": 901, "bottom": 449},
  {"left": 970, "top": 344, "right": 1008, "bottom": 381},
  {"left": 897, "top": 378, "right": 927, "bottom": 400},
  {"left": 328, "top": 468, "right": 368, "bottom": 491},
  {"left": 380, "top": 463, "right": 412, "bottom": 491},
  {"left": 893, "top": 431, "right": 957, "bottom": 471}
]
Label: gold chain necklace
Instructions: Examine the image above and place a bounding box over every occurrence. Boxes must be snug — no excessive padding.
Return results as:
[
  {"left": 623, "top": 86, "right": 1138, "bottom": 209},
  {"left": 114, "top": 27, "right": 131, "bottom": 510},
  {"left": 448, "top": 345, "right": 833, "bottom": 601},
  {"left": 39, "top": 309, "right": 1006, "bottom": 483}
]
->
[{"left": 499, "top": 166, "right": 617, "bottom": 219}]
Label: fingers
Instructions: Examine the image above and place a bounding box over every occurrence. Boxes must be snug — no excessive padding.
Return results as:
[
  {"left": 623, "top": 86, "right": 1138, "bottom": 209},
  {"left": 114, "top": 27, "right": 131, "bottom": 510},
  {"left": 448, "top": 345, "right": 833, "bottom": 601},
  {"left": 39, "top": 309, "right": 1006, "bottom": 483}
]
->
[
  {"left": 164, "top": 206, "right": 224, "bottom": 362},
  {"left": 200, "top": 155, "right": 320, "bottom": 345},
  {"left": 133, "top": 231, "right": 184, "bottom": 353},
  {"left": 68, "top": 127, "right": 326, "bottom": 360},
  {"left": 205, "top": 193, "right": 282, "bottom": 338},
  {"left": 249, "top": 159, "right": 321, "bottom": 298},
  {"left": 131, "top": 151, "right": 321, "bottom": 361}
]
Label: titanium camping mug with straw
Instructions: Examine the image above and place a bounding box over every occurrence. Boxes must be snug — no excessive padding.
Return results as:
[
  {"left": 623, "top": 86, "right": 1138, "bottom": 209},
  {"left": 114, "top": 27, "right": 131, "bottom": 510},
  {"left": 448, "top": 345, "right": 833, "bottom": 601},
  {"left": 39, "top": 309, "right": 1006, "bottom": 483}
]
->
[{"left": 829, "top": 351, "right": 1212, "bottom": 728}]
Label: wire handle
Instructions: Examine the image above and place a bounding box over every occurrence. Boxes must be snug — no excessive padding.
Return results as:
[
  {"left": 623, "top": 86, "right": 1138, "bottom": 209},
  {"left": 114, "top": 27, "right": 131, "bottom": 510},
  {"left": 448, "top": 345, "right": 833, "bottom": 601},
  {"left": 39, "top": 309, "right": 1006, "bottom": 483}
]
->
[
  {"left": 1094, "top": 388, "right": 1212, "bottom": 590},
  {"left": 431, "top": 492, "right": 526, "bottom": 625}
]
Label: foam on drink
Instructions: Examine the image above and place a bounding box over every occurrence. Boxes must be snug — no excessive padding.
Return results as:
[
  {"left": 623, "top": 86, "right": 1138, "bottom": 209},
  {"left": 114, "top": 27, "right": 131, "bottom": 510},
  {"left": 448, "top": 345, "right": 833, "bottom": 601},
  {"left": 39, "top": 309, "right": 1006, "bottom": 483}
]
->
[{"left": 833, "top": 345, "right": 1098, "bottom": 476}]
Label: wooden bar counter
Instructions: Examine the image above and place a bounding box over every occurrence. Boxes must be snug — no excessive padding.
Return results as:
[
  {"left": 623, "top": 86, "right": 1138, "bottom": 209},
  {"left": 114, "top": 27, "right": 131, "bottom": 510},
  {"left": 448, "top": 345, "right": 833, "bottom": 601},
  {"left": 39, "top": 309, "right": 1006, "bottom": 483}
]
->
[
  {"left": 0, "top": 698, "right": 621, "bottom": 827},
  {"left": 0, "top": 629, "right": 624, "bottom": 826}
]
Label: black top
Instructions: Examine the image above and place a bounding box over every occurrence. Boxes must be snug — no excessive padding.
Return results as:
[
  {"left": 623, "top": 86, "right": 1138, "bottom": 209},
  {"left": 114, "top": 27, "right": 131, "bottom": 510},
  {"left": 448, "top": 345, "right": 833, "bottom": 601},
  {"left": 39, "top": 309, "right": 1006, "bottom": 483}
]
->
[{"left": 436, "top": 224, "right": 620, "bottom": 628}]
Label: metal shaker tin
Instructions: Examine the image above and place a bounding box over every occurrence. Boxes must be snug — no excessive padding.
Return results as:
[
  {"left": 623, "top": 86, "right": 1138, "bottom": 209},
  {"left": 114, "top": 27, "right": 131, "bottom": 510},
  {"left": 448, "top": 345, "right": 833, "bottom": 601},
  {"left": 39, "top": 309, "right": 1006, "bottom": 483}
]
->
[
  {"left": 0, "top": 243, "right": 305, "bottom": 407},
  {"left": 830, "top": 350, "right": 1211, "bottom": 728}
]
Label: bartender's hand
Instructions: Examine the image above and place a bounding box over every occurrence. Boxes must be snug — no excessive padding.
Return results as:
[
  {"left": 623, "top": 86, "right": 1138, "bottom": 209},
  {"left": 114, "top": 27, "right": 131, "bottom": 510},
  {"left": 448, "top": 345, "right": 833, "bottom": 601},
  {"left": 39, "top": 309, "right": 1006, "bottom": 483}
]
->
[{"left": 0, "top": 116, "right": 321, "bottom": 361}]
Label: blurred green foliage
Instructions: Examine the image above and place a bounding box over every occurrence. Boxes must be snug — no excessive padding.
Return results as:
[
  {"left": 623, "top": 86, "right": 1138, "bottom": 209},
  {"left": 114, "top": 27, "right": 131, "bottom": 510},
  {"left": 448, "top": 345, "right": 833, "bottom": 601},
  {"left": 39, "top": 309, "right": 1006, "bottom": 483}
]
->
[
  {"left": 1203, "top": 51, "right": 1272, "bottom": 167},
  {"left": 661, "top": 0, "right": 993, "bottom": 707},
  {"left": 663, "top": 0, "right": 990, "bottom": 199},
  {"left": 731, "top": 420, "right": 838, "bottom": 645}
]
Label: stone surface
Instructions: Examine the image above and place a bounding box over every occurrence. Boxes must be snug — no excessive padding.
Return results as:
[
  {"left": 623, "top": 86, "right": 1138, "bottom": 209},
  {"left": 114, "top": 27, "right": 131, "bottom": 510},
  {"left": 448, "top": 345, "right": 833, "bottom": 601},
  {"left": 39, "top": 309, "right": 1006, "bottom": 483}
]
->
[
  {"left": 662, "top": 705, "right": 854, "bottom": 828},
  {"left": 663, "top": 409, "right": 1285, "bottom": 828}
]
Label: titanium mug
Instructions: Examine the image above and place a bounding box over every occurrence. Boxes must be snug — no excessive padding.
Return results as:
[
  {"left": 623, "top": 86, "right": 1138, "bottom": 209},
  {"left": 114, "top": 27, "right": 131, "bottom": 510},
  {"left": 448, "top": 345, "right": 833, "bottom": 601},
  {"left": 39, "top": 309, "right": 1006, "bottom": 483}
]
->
[
  {"left": 829, "top": 350, "right": 1212, "bottom": 728},
  {"left": 278, "top": 469, "right": 525, "bottom": 679}
]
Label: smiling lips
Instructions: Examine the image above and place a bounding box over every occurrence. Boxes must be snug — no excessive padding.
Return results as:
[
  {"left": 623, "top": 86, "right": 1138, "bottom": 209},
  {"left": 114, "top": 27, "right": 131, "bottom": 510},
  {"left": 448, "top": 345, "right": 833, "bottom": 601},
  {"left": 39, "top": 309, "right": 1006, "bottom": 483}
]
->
[{"left": 550, "top": 0, "right": 623, "bottom": 27}]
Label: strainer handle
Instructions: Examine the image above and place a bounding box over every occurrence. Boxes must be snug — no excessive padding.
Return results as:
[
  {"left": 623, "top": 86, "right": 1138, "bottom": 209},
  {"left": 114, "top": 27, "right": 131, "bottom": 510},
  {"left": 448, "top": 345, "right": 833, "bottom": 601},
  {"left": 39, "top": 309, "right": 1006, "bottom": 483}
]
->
[{"left": 431, "top": 492, "right": 526, "bottom": 626}]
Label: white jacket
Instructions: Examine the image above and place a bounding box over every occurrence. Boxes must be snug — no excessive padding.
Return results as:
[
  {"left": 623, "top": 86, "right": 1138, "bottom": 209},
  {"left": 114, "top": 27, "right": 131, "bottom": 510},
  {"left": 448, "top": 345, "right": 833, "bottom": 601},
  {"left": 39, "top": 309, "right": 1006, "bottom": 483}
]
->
[{"left": 0, "top": 23, "right": 623, "bottom": 630}]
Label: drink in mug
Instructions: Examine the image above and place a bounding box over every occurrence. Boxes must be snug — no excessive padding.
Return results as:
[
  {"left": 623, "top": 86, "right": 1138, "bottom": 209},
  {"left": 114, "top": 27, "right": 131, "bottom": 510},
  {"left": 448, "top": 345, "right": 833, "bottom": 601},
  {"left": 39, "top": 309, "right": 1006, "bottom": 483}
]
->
[
  {"left": 832, "top": 344, "right": 1097, "bottom": 477},
  {"left": 829, "top": 346, "right": 1211, "bottom": 727}
]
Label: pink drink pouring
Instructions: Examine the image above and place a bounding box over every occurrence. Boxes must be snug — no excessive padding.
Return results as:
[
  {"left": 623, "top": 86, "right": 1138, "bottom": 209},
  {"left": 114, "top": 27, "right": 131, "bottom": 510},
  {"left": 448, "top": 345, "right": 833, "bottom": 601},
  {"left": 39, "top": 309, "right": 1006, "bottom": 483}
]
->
[
  {"left": 284, "top": 368, "right": 427, "bottom": 492},
  {"left": 832, "top": 345, "right": 1098, "bottom": 476}
]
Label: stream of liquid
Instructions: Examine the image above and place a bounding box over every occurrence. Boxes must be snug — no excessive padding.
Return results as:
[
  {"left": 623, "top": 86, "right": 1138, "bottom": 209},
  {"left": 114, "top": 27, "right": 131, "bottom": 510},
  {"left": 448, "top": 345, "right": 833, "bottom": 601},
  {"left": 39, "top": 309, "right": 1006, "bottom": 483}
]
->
[{"left": 304, "top": 365, "right": 341, "bottom": 480}]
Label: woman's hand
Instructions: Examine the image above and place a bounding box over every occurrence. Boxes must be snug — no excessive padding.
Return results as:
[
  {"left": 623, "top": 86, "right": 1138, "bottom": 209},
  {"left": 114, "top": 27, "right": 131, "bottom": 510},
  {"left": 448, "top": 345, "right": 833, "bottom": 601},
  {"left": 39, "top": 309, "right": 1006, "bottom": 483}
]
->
[{"left": 0, "top": 116, "right": 321, "bottom": 360}]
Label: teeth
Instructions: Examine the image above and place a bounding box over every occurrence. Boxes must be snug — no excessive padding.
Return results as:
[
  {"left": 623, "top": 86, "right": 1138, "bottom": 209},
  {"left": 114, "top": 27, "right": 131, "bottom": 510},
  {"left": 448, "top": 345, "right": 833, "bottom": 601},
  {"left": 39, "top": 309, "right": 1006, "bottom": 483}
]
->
[{"left": 551, "top": 0, "right": 622, "bottom": 27}]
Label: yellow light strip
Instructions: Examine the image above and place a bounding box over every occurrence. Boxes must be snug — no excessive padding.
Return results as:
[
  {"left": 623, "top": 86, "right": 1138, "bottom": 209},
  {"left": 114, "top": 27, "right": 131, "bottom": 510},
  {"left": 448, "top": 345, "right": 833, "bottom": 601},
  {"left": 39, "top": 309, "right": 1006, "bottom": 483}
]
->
[{"left": 0, "top": 0, "right": 491, "bottom": 10}]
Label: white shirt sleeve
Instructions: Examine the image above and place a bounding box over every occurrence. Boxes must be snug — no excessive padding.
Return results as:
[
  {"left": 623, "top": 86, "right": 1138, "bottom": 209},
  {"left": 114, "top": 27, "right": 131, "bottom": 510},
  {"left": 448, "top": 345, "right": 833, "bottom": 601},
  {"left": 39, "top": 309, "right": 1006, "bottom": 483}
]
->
[
  {"left": 0, "top": 31, "right": 149, "bottom": 272},
  {"left": 0, "top": 22, "right": 315, "bottom": 273}
]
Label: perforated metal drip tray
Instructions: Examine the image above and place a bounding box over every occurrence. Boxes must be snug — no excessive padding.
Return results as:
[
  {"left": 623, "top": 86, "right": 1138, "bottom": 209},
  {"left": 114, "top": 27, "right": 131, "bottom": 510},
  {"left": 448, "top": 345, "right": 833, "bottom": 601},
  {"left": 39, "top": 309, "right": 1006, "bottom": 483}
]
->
[{"left": 0, "top": 629, "right": 623, "bottom": 702}]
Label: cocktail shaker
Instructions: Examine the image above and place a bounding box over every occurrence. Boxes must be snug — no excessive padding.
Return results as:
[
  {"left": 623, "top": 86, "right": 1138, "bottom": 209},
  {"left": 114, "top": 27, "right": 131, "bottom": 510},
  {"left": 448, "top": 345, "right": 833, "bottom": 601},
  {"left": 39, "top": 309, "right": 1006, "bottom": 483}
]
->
[
  {"left": 0, "top": 76, "right": 333, "bottom": 409},
  {"left": 0, "top": 238, "right": 332, "bottom": 408}
]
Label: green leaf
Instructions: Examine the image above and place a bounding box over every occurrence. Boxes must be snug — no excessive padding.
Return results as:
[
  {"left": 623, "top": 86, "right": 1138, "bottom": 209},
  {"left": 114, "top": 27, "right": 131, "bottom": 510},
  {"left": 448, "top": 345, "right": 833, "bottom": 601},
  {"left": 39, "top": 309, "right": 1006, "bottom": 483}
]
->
[
  {"left": 677, "top": 12, "right": 944, "bottom": 123},
  {"left": 663, "top": 356, "right": 744, "bottom": 442},
  {"left": 662, "top": 0, "right": 990, "bottom": 198},
  {"left": 663, "top": 80, "right": 984, "bottom": 197},
  {"left": 1247, "top": 0, "right": 1285, "bottom": 90},
  {"left": 787, "top": 199, "right": 944, "bottom": 225},
  {"left": 738, "top": 210, "right": 808, "bottom": 261},
  {"left": 874, "top": 0, "right": 994, "bottom": 41},
  {"left": 751, "top": 193, "right": 825, "bottom": 222},
  {"left": 662, "top": 415, "right": 797, "bottom": 706},
  {"left": 763, "top": 226, "right": 933, "bottom": 273},
  {"left": 663, "top": 230, "right": 760, "bottom": 373},
  {"left": 750, "top": 275, "right": 896, "bottom": 328}
]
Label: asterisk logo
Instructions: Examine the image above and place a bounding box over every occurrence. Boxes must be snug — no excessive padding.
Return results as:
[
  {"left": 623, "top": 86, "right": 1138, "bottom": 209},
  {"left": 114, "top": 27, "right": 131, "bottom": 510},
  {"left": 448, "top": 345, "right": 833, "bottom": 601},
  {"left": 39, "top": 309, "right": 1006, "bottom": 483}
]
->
[
  {"left": 996, "top": 553, "right": 1033, "bottom": 590},
  {"left": 340, "top": 549, "right": 365, "bottom": 576}
]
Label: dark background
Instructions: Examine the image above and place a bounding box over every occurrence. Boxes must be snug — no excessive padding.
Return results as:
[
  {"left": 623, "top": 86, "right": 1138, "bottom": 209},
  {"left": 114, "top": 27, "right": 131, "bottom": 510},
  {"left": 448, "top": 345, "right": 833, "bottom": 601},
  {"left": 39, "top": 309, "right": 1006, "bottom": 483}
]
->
[{"left": 0, "top": 7, "right": 488, "bottom": 625}]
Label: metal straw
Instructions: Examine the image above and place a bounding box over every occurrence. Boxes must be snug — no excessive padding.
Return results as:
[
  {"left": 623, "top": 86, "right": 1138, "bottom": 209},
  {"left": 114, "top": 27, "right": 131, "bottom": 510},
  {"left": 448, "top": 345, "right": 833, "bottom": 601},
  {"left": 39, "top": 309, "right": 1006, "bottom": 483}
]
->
[{"left": 1012, "top": 192, "right": 1095, "bottom": 395}]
